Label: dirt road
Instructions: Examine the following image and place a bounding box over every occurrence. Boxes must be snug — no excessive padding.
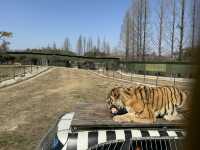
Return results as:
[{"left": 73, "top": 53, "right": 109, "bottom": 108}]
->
[{"left": 0, "top": 67, "right": 133, "bottom": 150}]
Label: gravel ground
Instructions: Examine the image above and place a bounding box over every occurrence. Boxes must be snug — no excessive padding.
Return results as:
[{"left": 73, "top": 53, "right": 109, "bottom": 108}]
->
[{"left": 0, "top": 67, "right": 134, "bottom": 150}]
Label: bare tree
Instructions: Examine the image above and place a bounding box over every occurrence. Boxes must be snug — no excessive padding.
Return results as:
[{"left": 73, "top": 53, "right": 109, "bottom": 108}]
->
[
  {"left": 142, "top": 0, "right": 148, "bottom": 60},
  {"left": 83, "top": 37, "right": 86, "bottom": 55},
  {"left": 130, "top": 15, "right": 136, "bottom": 60},
  {"left": 120, "top": 0, "right": 149, "bottom": 60},
  {"left": 102, "top": 38, "right": 106, "bottom": 53},
  {"left": 77, "top": 35, "right": 83, "bottom": 55},
  {"left": 106, "top": 42, "right": 111, "bottom": 55},
  {"left": 136, "top": 0, "right": 141, "bottom": 58},
  {"left": 170, "top": 0, "right": 176, "bottom": 58},
  {"left": 125, "top": 11, "right": 131, "bottom": 61},
  {"left": 179, "top": 0, "right": 185, "bottom": 60},
  {"left": 63, "top": 37, "right": 70, "bottom": 51},
  {"left": 86, "top": 37, "right": 93, "bottom": 52},
  {"left": 191, "top": 0, "right": 197, "bottom": 49},
  {"left": 139, "top": 0, "right": 143, "bottom": 57},
  {"left": 119, "top": 0, "right": 196, "bottom": 61},
  {"left": 53, "top": 41, "right": 57, "bottom": 50},
  {"left": 158, "top": 0, "right": 164, "bottom": 57},
  {"left": 97, "top": 37, "right": 101, "bottom": 52}
]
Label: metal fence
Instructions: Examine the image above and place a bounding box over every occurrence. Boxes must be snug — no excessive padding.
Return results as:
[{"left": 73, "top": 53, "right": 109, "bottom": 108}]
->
[
  {"left": 0, "top": 65, "right": 43, "bottom": 83},
  {"left": 90, "top": 138, "right": 184, "bottom": 150},
  {"left": 96, "top": 68, "right": 192, "bottom": 89}
]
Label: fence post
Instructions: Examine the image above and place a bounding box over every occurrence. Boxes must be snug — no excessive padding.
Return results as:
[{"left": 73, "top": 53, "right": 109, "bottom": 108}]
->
[
  {"left": 103, "top": 64, "right": 105, "bottom": 75},
  {"left": 121, "top": 68, "right": 122, "bottom": 79},
  {"left": 13, "top": 67, "right": 16, "bottom": 79},
  {"left": 174, "top": 74, "right": 176, "bottom": 86},
  {"left": 156, "top": 73, "right": 158, "bottom": 87},
  {"left": 31, "top": 64, "right": 33, "bottom": 73},
  {"left": 107, "top": 67, "right": 108, "bottom": 77},
  {"left": 24, "top": 66, "right": 26, "bottom": 76},
  {"left": 131, "top": 72, "right": 132, "bottom": 81},
  {"left": 144, "top": 72, "right": 146, "bottom": 83}
]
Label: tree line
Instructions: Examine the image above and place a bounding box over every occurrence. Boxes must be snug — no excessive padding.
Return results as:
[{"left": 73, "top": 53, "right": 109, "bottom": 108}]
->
[
  {"left": 0, "top": 34, "right": 112, "bottom": 58},
  {"left": 2, "top": 0, "right": 199, "bottom": 62},
  {"left": 76, "top": 35, "right": 111, "bottom": 57},
  {"left": 120, "top": 0, "right": 200, "bottom": 61},
  {"left": 26, "top": 36, "right": 111, "bottom": 57}
]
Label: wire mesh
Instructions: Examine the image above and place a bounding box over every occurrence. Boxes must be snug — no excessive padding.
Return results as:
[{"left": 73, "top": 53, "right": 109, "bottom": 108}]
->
[{"left": 90, "top": 138, "right": 184, "bottom": 150}]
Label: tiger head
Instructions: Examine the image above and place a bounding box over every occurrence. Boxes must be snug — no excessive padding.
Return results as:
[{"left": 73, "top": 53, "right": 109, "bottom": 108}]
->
[{"left": 106, "top": 87, "right": 130, "bottom": 112}]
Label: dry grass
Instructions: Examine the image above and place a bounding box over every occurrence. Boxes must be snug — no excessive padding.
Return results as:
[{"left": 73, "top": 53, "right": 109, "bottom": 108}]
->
[{"left": 0, "top": 67, "right": 133, "bottom": 150}]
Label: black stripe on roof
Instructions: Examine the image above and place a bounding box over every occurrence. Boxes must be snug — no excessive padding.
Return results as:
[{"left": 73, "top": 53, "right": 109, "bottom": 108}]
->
[
  {"left": 141, "top": 130, "right": 150, "bottom": 137},
  {"left": 106, "top": 131, "right": 116, "bottom": 141},
  {"left": 67, "top": 133, "right": 78, "bottom": 150},
  {"left": 159, "top": 130, "right": 169, "bottom": 137},
  {"left": 176, "top": 131, "right": 184, "bottom": 137},
  {"left": 88, "top": 132, "right": 98, "bottom": 148},
  {"left": 124, "top": 130, "right": 132, "bottom": 140}
]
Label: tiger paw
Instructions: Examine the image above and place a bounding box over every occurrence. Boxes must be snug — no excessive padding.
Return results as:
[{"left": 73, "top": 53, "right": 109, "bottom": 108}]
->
[
  {"left": 113, "top": 116, "right": 123, "bottom": 123},
  {"left": 113, "top": 116, "right": 130, "bottom": 123},
  {"left": 164, "top": 114, "right": 184, "bottom": 121}
]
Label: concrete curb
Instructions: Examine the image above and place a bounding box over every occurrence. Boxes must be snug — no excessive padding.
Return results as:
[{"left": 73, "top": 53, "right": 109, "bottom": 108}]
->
[{"left": 0, "top": 67, "right": 52, "bottom": 89}]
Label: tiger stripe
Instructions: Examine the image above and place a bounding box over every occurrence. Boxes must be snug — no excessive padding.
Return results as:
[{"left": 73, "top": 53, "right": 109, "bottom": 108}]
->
[
  {"left": 154, "top": 88, "right": 159, "bottom": 111},
  {"left": 166, "top": 87, "right": 174, "bottom": 115},
  {"left": 169, "top": 87, "right": 176, "bottom": 115},
  {"left": 173, "top": 86, "right": 178, "bottom": 105}
]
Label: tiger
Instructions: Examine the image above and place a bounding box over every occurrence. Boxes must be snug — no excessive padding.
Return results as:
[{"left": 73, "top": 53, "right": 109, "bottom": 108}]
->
[{"left": 106, "top": 85, "right": 189, "bottom": 123}]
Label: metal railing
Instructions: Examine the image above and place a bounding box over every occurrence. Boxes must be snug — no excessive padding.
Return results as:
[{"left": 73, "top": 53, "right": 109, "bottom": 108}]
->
[
  {"left": 90, "top": 138, "right": 184, "bottom": 150},
  {"left": 96, "top": 68, "right": 193, "bottom": 89},
  {"left": 0, "top": 65, "right": 44, "bottom": 83}
]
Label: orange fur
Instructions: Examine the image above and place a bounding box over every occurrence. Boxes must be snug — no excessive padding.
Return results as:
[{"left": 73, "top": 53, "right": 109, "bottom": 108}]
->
[{"left": 107, "top": 85, "right": 188, "bottom": 123}]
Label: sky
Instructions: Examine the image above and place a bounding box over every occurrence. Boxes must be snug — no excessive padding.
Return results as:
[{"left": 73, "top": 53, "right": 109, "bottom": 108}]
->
[{"left": 0, "top": 0, "right": 131, "bottom": 50}]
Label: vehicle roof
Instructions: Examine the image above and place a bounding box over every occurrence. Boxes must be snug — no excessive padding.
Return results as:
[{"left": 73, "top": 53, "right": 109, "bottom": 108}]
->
[{"left": 71, "top": 102, "right": 185, "bottom": 131}]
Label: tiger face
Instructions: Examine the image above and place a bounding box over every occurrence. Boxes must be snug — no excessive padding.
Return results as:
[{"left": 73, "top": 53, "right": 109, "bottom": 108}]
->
[{"left": 106, "top": 87, "right": 127, "bottom": 112}]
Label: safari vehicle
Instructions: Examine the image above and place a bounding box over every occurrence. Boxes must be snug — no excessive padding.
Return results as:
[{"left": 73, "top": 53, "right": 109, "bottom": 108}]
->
[{"left": 38, "top": 102, "right": 185, "bottom": 150}]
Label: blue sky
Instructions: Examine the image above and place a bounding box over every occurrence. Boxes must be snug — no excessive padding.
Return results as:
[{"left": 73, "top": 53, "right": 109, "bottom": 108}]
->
[{"left": 0, "top": 0, "right": 131, "bottom": 50}]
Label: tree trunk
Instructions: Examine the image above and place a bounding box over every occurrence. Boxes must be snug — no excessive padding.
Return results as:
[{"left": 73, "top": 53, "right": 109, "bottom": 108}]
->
[
  {"left": 191, "top": 0, "right": 196, "bottom": 50},
  {"left": 143, "top": 0, "right": 147, "bottom": 61},
  {"left": 158, "top": 0, "right": 164, "bottom": 57},
  {"left": 179, "top": 0, "right": 185, "bottom": 61},
  {"left": 137, "top": 0, "right": 140, "bottom": 58},
  {"left": 139, "top": 0, "right": 143, "bottom": 59},
  {"left": 125, "top": 13, "right": 130, "bottom": 61},
  {"left": 171, "top": 0, "right": 176, "bottom": 59}
]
